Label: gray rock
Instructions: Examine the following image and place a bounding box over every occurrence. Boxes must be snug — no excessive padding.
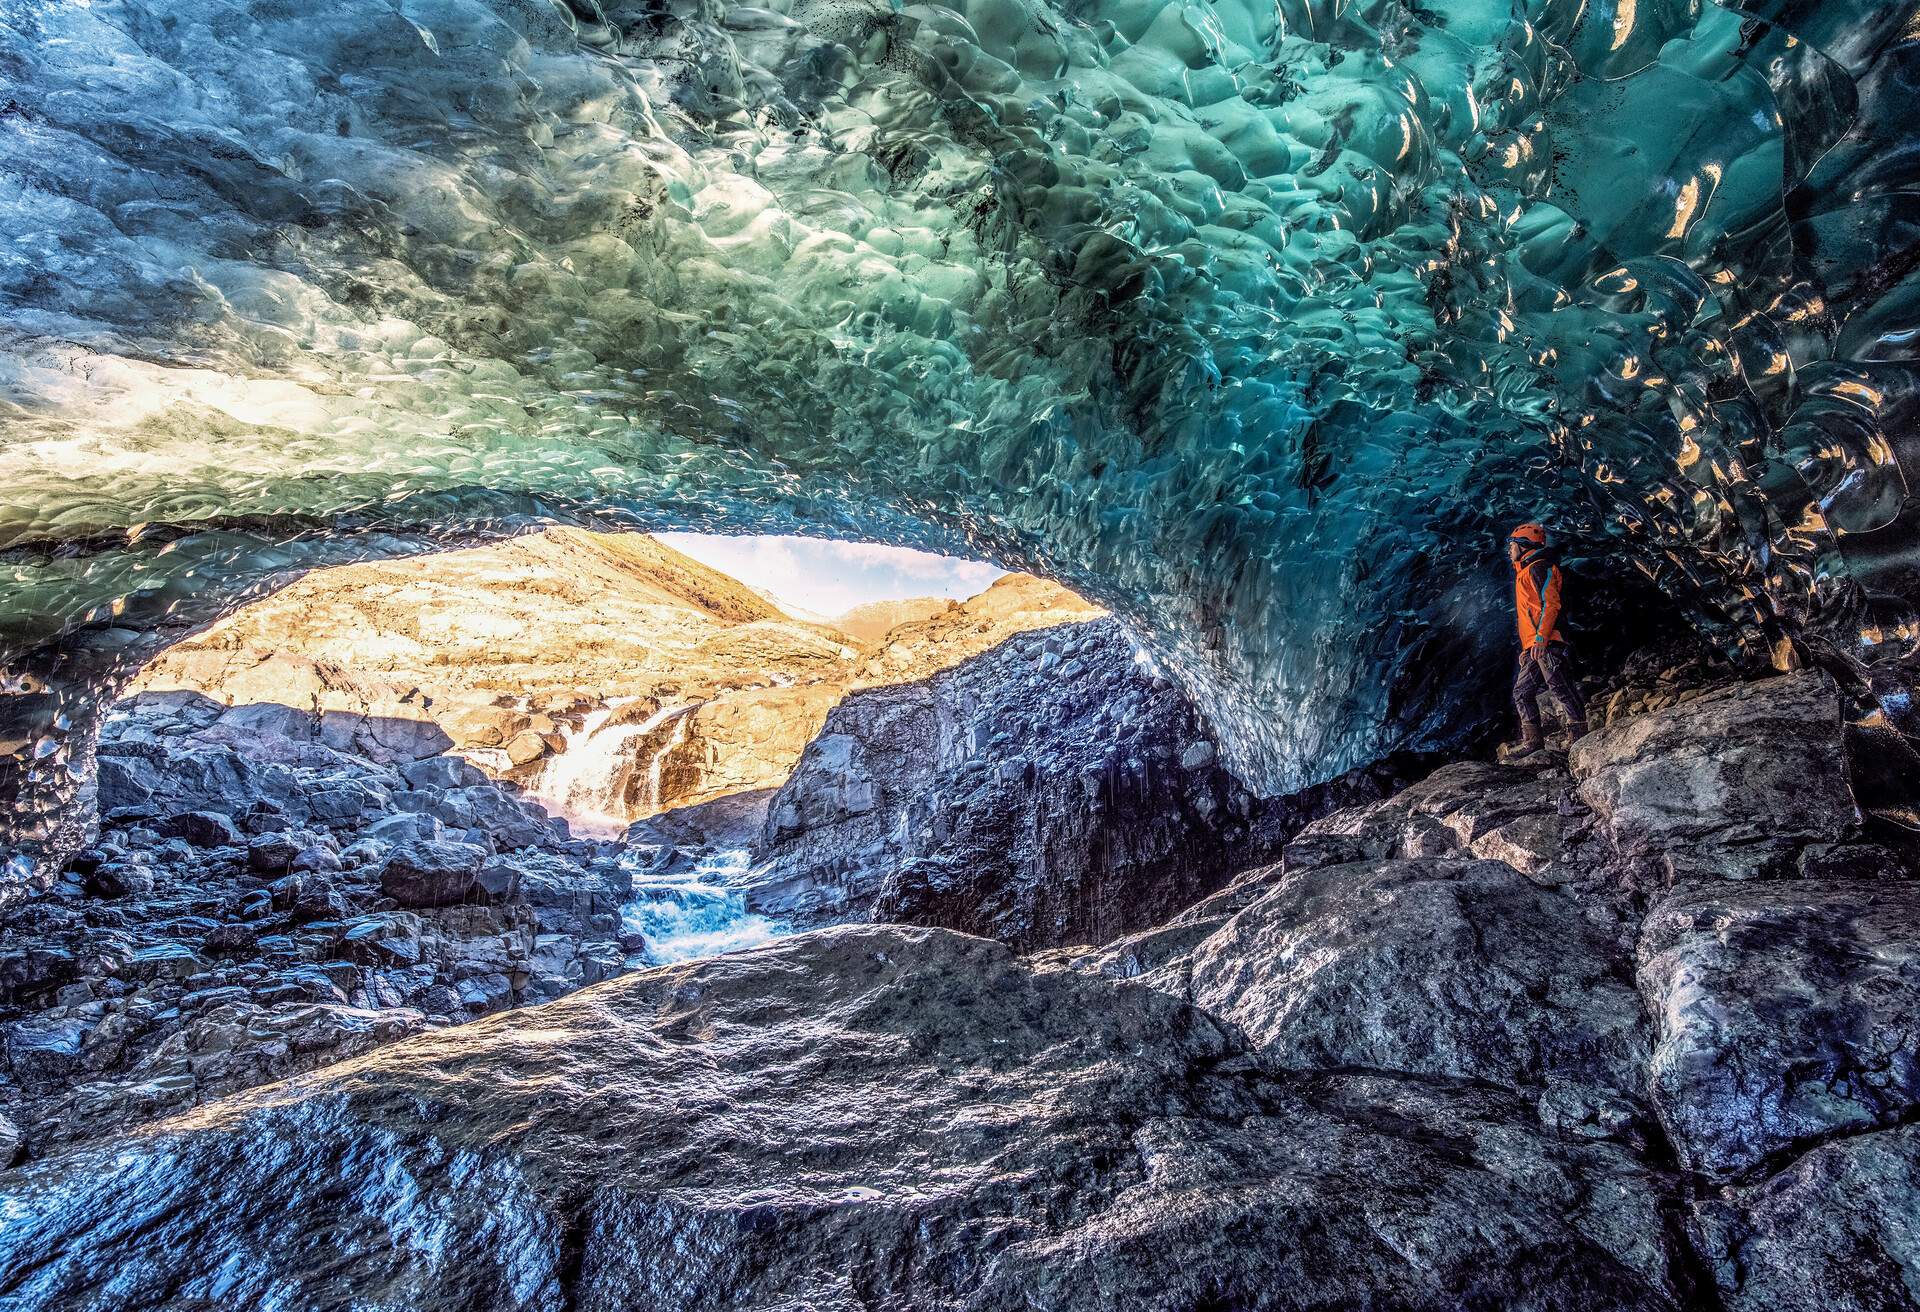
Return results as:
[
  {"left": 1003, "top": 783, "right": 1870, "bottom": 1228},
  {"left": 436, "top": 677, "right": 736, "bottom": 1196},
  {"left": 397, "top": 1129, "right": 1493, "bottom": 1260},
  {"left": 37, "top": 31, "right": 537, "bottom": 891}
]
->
[
  {"left": 156, "top": 811, "right": 240, "bottom": 849},
  {"left": 82, "top": 860, "right": 156, "bottom": 899},
  {"left": 0, "top": 927, "right": 1684, "bottom": 1311},
  {"left": 1637, "top": 880, "right": 1920, "bottom": 1181},
  {"left": 203, "top": 924, "right": 258, "bottom": 956},
  {"left": 1291, "top": 760, "right": 1567, "bottom": 877},
  {"left": 96, "top": 735, "right": 302, "bottom": 821},
  {"left": 5, "top": 1015, "right": 90, "bottom": 1094},
  {"left": 426, "top": 786, "right": 554, "bottom": 851},
  {"left": 339, "top": 913, "right": 425, "bottom": 968},
  {"left": 53, "top": 981, "right": 95, "bottom": 1008},
  {"left": 94, "top": 757, "right": 154, "bottom": 813},
  {"left": 399, "top": 756, "right": 488, "bottom": 792},
  {"left": 363, "top": 811, "right": 443, "bottom": 845},
  {"left": 378, "top": 840, "right": 487, "bottom": 908},
  {"left": 1692, "top": 1122, "right": 1920, "bottom": 1312},
  {"left": 1185, "top": 859, "right": 1649, "bottom": 1115},
  {"left": 0, "top": 1109, "right": 21, "bottom": 1168},
  {"left": 453, "top": 972, "right": 514, "bottom": 1012},
  {"left": 756, "top": 621, "right": 1272, "bottom": 948},
  {"left": 472, "top": 856, "right": 522, "bottom": 902},
  {"left": 1570, "top": 672, "right": 1858, "bottom": 886},
  {"left": 129, "top": 944, "right": 206, "bottom": 982},
  {"left": 306, "top": 782, "right": 388, "bottom": 826},
  {"left": 245, "top": 832, "right": 303, "bottom": 875}
]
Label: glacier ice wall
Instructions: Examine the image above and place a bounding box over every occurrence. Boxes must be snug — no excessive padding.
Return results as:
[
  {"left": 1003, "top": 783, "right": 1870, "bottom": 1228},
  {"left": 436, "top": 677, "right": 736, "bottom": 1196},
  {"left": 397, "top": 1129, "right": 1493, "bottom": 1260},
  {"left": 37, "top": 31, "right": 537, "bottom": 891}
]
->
[{"left": 2, "top": 0, "right": 1918, "bottom": 882}]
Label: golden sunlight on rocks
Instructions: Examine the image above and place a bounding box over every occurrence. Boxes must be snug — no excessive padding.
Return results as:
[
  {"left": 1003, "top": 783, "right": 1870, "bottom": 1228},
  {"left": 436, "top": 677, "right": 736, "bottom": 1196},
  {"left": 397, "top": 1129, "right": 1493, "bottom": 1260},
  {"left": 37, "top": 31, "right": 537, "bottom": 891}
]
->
[{"left": 130, "top": 529, "right": 1102, "bottom": 832}]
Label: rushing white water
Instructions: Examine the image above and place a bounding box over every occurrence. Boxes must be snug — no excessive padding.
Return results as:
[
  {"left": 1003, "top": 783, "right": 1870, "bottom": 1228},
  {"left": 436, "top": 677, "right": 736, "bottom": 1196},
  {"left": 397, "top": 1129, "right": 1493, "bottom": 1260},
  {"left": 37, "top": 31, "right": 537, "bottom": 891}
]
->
[
  {"left": 622, "top": 848, "right": 790, "bottom": 965},
  {"left": 530, "top": 702, "right": 690, "bottom": 835}
]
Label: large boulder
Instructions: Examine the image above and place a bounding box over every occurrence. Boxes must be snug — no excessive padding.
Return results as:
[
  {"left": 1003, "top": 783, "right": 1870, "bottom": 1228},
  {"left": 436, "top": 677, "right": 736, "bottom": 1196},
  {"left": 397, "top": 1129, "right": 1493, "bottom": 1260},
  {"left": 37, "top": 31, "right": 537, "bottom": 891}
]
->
[
  {"left": 95, "top": 738, "right": 302, "bottom": 822},
  {"left": 1181, "top": 858, "right": 1649, "bottom": 1125},
  {"left": 1637, "top": 880, "right": 1920, "bottom": 1181},
  {"left": 753, "top": 621, "right": 1274, "bottom": 947},
  {"left": 155, "top": 811, "right": 240, "bottom": 849},
  {"left": 0, "top": 927, "right": 1686, "bottom": 1311},
  {"left": 378, "top": 840, "right": 489, "bottom": 908},
  {"left": 399, "top": 755, "right": 489, "bottom": 792},
  {"left": 1569, "top": 672, "right": 1858, "bottom": 886},
  {"left": 1691, "top": 1122, "right": 1920, "bottom": 1312}
]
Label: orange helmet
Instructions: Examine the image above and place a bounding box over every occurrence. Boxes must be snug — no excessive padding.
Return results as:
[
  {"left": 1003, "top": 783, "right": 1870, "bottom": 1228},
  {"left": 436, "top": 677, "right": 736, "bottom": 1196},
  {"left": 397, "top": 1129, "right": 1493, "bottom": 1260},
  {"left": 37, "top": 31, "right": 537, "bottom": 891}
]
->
[{"left": 1508, "top": 523, "right": 1546, "bottom": 547}]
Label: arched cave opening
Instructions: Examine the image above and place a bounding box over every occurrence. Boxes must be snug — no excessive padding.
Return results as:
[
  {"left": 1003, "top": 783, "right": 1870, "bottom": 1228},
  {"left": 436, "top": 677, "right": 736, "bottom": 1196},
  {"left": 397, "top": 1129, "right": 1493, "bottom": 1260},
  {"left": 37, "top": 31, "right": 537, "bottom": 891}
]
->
[{"left": 3, "top": 0, "right": 1920, "bottom": 1301}]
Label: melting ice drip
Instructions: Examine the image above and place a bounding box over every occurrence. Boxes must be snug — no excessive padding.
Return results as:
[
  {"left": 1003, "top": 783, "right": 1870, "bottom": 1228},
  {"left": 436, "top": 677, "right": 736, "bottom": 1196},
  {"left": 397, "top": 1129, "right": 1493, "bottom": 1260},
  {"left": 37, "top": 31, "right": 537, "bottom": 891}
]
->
[
  {"left": 622, "top": 848, "right": 789, "bottom": 965},
  {"left": 530, "top": 702, "right": 695, "bottom": 835}
]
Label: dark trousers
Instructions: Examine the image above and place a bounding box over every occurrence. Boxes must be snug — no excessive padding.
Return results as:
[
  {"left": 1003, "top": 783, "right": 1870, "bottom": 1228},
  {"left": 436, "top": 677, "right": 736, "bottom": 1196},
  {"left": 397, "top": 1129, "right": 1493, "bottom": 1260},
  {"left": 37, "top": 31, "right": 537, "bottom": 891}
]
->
[{"left": 1513, "top": 643, "right": 1587, "bottom": 733}]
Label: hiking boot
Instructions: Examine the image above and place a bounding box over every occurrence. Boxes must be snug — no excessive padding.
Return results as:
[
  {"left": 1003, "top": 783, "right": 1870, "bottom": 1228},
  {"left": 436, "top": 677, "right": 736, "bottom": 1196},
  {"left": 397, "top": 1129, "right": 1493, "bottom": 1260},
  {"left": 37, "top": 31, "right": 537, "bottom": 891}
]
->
[{"left": 1498, "top": 725, "right": 1548, "bottom": 763}]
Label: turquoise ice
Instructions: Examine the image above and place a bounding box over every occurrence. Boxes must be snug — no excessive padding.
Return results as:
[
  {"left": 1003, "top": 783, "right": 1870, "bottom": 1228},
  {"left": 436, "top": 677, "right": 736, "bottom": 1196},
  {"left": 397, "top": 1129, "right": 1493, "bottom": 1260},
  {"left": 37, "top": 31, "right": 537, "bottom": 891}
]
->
[{"left": 2, "top": 0, "right": 1916, "bottom": 883}]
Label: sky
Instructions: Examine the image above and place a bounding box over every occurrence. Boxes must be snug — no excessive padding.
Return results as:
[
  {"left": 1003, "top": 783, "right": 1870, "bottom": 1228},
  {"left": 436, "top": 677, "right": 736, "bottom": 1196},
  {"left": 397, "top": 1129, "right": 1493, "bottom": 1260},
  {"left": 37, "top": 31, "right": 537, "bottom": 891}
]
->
[{"left": 655, "top": 533, "right": 1005, "bottom": 619}]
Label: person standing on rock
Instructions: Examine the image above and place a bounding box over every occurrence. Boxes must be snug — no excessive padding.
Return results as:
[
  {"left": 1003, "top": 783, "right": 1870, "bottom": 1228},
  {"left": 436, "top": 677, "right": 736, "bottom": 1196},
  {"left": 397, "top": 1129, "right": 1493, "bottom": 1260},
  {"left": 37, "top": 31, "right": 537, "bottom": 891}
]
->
[{"left": 1507, "top": 523, "right": 1588, "bottom": 754}]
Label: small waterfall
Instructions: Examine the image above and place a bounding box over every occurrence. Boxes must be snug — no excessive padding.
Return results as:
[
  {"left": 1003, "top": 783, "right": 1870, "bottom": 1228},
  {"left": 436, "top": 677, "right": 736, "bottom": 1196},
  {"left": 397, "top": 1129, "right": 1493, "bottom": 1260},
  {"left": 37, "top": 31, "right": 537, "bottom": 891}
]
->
[
  {"left": 531, "top": 702, "right": 691, "bottom": 835},
  {"left": 641, "top": 706, "right": 695, "bottom": 814},
  {"left": 621, "top": 847, "right": 788, "bottom": 964}
]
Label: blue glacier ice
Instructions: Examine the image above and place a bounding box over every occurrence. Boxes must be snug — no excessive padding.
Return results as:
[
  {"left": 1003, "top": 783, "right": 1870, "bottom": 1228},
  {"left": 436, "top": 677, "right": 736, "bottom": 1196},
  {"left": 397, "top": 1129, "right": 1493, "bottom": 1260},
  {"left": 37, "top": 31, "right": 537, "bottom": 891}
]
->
[{"left": 1, "top": 0, "right": 1917, "bottom": 891}]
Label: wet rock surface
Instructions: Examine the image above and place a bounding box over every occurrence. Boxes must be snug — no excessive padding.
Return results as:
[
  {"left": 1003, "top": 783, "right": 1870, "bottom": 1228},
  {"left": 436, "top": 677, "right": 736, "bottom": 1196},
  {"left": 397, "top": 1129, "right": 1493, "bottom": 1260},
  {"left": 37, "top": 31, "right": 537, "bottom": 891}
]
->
[
  {"left": 1030, "top": 667, "right": 1919, "bottom": 1307},
  {"left": 0, "top": 925, "right": 1687, "bottom": 1312},
  {"left": 1184, "top": 858, "right": 1650, "bottom": 1131},
  {"left": 748, "top": 620, "right": 1278, "bottom": 948},
  {"left": 0, "top": 692, "right": 635, "bottom": 1160},
  {"left": 1639, "top": 880, "right": 1920, "bottom": 1181},
  {"left": 1692, "top": 1122, "right": 1920, "bottom": 1312}
]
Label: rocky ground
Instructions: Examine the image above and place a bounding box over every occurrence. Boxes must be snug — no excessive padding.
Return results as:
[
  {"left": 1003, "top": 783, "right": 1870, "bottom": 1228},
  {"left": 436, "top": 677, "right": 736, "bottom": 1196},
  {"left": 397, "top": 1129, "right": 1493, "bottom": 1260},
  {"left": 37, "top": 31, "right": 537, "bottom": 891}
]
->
[
  {"left": 0, "top": 690, "right": 637, "bottom": 1164},
  {"left": 3, "top": 644, "right": 1918, "bottom": 1310}
]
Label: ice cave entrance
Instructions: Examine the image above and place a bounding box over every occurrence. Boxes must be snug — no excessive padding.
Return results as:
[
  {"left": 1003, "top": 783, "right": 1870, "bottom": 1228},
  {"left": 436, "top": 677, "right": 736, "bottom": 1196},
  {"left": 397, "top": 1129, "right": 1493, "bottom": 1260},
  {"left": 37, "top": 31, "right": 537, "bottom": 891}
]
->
[{"left": 120, "top": 527, "right": 1101, "bottom": 963}]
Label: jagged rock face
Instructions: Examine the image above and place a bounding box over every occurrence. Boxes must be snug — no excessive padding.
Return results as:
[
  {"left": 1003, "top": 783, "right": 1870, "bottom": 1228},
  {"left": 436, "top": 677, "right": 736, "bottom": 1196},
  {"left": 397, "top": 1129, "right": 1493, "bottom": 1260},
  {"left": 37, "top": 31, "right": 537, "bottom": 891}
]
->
[
  {"left": 7, "top": 0, "right": 1919, "bottom": 880},
  {"left": 0, "top": 925, "right": 1689, "bottom": 1312},
  {"left": 1571, "top": 671, "right": 1861, "bottom": 887},
  {"left": 1041, "top": 664, "right": 1920, "bottom": 1308},
  {"left": 749, "top": 619, "right": 1269, "bottom": 948},
  {"left": 5, "top": 654, "right": 1920, "bottom": 1305},
  {"left": 1693, "top": 1124, "right": 1920, "bottom": 1312}
]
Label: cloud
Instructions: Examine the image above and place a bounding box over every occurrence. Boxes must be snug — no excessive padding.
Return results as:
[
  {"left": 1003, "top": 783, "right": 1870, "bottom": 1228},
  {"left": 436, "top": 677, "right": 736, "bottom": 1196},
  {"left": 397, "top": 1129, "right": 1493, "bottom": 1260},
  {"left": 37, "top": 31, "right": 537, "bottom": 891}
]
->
[{"left": 656, "top": 534, "right": 1005, "bottom": 617}]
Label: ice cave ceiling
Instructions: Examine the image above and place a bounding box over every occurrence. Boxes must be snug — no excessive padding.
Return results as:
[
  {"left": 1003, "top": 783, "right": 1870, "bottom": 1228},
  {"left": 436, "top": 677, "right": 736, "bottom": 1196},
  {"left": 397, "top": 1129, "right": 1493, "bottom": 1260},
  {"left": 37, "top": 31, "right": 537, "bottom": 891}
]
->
[{"left": 2, "top": 0, "right": 1919, "bottom": 868}]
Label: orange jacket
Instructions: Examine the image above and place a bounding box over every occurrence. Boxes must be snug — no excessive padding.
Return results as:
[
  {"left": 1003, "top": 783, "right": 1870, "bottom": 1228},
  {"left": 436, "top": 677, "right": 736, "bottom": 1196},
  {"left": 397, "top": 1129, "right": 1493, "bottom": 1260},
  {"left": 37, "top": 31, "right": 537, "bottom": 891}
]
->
[{"left": 1513, "top": 547, "right": 1565, "bottom": 647}]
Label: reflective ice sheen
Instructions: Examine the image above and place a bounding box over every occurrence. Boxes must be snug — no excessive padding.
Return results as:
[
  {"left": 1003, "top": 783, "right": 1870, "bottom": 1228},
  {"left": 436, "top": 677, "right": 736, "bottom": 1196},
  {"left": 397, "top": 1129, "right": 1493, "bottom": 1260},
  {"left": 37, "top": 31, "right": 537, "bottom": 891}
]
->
[{"left": 2, "top": 0, "right": 1918, "bottom": 865}]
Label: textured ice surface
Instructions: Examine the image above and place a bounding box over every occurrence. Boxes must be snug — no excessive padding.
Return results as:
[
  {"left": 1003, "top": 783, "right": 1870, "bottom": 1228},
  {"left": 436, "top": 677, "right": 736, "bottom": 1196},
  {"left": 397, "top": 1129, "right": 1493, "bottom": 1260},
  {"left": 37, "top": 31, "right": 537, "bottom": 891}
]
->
[{"left": 2, "top": 0, "right": 1919, "bottom": 875}]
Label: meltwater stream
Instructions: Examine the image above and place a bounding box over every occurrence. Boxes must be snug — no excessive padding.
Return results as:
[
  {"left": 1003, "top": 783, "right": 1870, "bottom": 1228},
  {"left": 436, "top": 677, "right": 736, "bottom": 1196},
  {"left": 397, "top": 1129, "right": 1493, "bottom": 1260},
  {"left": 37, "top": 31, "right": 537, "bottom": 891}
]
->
[{"left": 621, "top": 847, "right": 791, "bottom": 966}]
